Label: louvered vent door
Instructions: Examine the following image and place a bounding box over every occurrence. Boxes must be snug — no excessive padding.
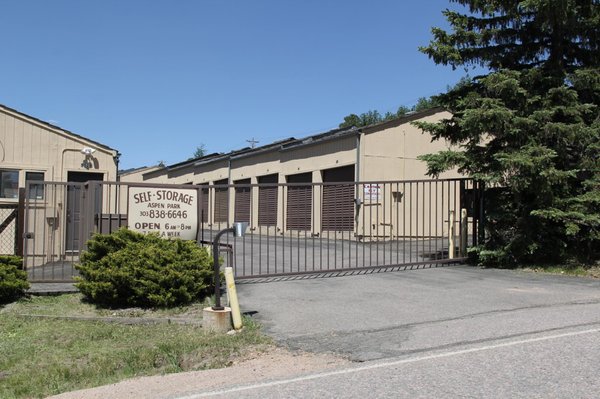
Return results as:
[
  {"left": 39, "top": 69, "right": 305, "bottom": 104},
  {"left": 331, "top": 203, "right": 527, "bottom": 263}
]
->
[
  {"left": 322, "top": 183, "right": 354, "bottom": 231},
  {"left": 213, "top": 179, "right": 228, "bottom": 223},
  {"left": 286, "top": 172, "right": 312, "bottom": 231},
  {"left": 322, "top": 165, "right": 355, "bottom": 231},
  {"left": 234, "top": 179, "right": 251, "bottom": 223},
  {"left": 258, "top": 174, "right": 278, "bottom": 226}
]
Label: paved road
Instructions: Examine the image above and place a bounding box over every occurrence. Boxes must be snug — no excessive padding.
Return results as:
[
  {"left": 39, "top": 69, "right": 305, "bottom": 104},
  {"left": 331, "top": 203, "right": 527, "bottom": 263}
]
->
[
  {"left": 236, "top": 266, "right": 600, "bottom": 361},
  {"left": 179, "top": 325, "right": 600, "bottom": 398},
  {"left": 180, "top": 266, "right": 600, "bottom": 398}
]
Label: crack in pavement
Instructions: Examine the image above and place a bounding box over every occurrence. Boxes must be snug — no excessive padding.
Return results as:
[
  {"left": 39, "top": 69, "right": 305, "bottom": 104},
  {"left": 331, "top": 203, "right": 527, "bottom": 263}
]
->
[
  {"left": 273, "top": 296, "right": 600, "bottom": 341},
  {"left": 270, "top": 298, "right": 600, "bottom": 361}
]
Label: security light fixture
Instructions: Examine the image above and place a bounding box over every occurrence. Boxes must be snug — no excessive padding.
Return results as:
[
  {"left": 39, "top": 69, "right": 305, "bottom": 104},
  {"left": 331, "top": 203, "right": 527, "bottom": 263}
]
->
[{"left": 81, "top": 147, "right": 96, "bottom": 155}]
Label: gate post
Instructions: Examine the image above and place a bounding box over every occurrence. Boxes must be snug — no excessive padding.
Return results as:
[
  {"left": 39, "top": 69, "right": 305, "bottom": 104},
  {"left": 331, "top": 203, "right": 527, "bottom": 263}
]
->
[
  {"left": 16, "top": 188, "right": 25, "bottom": 257},
  {"left": 448, "top": 210, "right": 455, "bottom": 259},
  {"left": 478, "top": 182, "right": 486, "bottom": 245},
  {"left": 460, "top": 208, "right": 468, "bottom": 257}
]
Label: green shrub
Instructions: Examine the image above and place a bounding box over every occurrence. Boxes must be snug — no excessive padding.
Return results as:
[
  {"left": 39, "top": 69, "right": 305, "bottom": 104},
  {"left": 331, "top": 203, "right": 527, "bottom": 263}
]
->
[
  {"left": 0, "top": 255, "right": 23, "bottom": 269},
  {"left": 0, "top": 256, "right": 29, "bottom": 304},
  {"left": 75, "top": 228, "right": 213, "bottom": 308}
]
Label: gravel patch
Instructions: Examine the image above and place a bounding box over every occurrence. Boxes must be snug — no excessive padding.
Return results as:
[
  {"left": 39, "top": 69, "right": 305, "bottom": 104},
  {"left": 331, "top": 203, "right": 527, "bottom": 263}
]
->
[{"left": 47, "top": 347, "right": 349, "bottom": 399}]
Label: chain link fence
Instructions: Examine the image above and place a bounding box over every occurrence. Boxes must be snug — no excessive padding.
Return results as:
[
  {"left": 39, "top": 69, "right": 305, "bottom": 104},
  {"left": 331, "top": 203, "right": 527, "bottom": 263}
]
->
[{"left": 0, "top": 205, "right": 18, "bottom": 255}]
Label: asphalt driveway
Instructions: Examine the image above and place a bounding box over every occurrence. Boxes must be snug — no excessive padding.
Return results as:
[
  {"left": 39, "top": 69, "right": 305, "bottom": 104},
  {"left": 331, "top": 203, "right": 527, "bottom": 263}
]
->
[{"left": 237, "top": 265, "right": 600, "bottom": 362}]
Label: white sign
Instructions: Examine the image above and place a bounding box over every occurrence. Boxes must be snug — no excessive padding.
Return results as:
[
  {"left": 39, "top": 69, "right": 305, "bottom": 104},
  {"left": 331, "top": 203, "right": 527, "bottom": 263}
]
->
[
  {"left": 128, "top": 187, "right": 198, "bottom": 240},
  {"left": 363, "top": 184, "right": 381, "bottom": 202}
]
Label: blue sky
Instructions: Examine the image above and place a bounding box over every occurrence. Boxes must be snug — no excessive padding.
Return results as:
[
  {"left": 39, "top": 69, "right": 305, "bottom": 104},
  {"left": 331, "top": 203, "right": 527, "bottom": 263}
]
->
[{"left": 0, "top": 0, "right": 475, "bottom": 170}]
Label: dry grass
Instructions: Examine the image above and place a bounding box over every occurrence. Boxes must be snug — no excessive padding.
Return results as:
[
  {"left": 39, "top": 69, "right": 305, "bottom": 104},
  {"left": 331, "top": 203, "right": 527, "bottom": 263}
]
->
[{"left": 522, "top": 264, "right": 600, "bottom": 278}]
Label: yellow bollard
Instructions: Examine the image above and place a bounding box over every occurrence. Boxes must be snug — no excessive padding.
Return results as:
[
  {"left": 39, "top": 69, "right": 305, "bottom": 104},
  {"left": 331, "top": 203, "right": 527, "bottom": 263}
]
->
[{"left": 224, "top": 267, "right": 242, "bottom": 330}]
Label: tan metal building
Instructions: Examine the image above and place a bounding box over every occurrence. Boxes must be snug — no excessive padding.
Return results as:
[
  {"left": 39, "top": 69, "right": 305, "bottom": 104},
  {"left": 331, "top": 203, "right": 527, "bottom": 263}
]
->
[
  {"left": 0, "top": 104, "right": 119, "bottom": 255},
  {"left": 125, "top": 108, "right": 456, "bottom": 184},
  {"left": 121, "top": 108, "right": 466, "bottom": 241},
  {"left": 118, "top": 165, "right": 163, "bottom": 183}
]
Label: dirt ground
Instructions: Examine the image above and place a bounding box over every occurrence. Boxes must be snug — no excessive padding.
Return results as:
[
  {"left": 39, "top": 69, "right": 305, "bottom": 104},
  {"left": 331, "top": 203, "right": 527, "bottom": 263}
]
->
[{"left": 47, "top": 347, "right": 349, "bottom": 399}]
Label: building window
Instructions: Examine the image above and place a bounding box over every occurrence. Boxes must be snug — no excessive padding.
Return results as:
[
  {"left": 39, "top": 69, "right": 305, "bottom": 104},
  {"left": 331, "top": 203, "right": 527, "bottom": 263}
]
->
[
  {"left": 0, "top": 170, "right": 19, "bottom": 199},
  {"left": 26, "top": 172, "right": 45, "bottom": 199}
]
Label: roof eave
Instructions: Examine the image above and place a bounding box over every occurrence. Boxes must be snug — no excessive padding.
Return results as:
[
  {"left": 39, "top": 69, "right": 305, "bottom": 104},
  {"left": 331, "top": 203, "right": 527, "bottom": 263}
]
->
[
  {"left": 0, "top": 103, "right": 118, "bottom": 154},
  {"left": 360, "top": 107, "right": 447, "bottom": 134},
  {"left": 279, "top": 128, "right": 358, "bottom": 152}
]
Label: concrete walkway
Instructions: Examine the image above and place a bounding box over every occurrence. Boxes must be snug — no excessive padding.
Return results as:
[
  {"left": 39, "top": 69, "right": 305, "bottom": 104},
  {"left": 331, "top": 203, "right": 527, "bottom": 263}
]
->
[{"left": 28, "top": 282, "right": 77, "bottom": 295}]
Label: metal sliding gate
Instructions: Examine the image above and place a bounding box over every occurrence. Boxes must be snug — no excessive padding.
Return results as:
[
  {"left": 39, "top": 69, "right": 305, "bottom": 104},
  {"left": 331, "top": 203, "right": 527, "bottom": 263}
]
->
[{"left": 23, "top": 178, "right": 483, "bottom": 282}]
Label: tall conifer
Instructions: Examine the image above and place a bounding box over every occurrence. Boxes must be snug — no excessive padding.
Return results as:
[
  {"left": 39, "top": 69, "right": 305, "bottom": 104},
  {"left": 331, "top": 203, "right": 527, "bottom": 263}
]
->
[{"left": 417, "top": 1, "right": 599, "bottom": 265}]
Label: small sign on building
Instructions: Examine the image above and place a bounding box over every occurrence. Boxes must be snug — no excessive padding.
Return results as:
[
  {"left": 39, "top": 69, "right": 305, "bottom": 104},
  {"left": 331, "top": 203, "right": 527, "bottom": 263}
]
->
[
  {"left": 363, "top": 184, "right": 381, "bottom": 202},
  {"left": 128, "top": 187, "right": 198, "bottom": 240}
]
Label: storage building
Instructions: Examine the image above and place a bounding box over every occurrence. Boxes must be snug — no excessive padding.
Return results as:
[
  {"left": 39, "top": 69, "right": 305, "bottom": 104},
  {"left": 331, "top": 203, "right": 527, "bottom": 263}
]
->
[
  {"left": 0, "top": 104, "right": 119, "bottom": 256},
  {"left": 121, "top": 108, "right": 467, "bottom": 241}
]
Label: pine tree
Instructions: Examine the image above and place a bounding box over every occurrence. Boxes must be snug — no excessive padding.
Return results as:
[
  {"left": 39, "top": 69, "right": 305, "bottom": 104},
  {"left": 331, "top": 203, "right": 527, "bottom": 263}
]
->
[{"left": 417, "top": 0, "right": 600, "bottom": 266}]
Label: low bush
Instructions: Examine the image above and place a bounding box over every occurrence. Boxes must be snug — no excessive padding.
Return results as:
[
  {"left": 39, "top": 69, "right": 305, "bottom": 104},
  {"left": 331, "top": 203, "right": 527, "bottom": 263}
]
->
[
  {"left": 75, "top": 228, "right": 213, "bottom": 308},
  {"left": 0, "top": 256, "right": 29, "bottom": 304},
  {"left": 0, "top": 255, "right": 24, "bottom": 269}
]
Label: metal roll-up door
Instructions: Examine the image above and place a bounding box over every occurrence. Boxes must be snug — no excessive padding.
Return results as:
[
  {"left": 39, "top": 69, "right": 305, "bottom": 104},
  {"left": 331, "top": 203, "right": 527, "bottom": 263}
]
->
[
  {"left": 234, "top": 179, "right": 251, "bottom": 223},
  {"left": 213, "top": 179, "right": 228, "bottom": 223},
  {"left": 286, "top": 172, "right": 312, "bottom": 230},
  {"left": 322, "top": 165, "right": 355, "bottom": 231},
  {"left": 258, "top": 174, "right": 278, "bottom": 226}
]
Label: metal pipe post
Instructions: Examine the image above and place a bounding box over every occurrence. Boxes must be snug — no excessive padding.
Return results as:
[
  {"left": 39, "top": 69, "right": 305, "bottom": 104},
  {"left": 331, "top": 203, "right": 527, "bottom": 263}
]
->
[{"left": 212, "top": 227, "right": 234, "bottom": 310}]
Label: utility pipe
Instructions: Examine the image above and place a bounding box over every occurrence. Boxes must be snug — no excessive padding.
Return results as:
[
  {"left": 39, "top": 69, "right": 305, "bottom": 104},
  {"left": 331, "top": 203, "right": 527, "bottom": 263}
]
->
[
  {"left": 212, "top": 227, "right": 234, "bottom": 310},
  {"left": 211, "top": 222, "right": 248, "bottom": 311}
]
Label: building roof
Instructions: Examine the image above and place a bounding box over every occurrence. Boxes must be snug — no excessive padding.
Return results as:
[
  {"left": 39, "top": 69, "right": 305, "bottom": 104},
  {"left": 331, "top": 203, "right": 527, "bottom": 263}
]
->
[
  {"left": 139, "top": 107, "right": 446, "bottom": 180},
  {"left": 227, "top": 138, "right": 297, "bottom": 160},
  {"left": 280, "top": 126, "right": 357, "bottom": 152},
  {"left": 0, "top": 103, "right": 118, "bottom": 154},
  {"left": 360, "top": 107, "right": 445, "bottom": 134},
  {"left": 169, "top": 153, "right": 222, "bottom": 171},
  {"left": 119, "top": 165, "right": 163, "bottom": 176}
]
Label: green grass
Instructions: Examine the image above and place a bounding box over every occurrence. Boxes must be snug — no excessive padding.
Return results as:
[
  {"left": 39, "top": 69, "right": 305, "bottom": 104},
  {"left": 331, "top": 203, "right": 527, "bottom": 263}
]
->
[
  {"left": 0, "top": 296, "right": 271, "bottom": 399},
  {"left": 1, "top": 293, "right": 210, "bottom": 319}
]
